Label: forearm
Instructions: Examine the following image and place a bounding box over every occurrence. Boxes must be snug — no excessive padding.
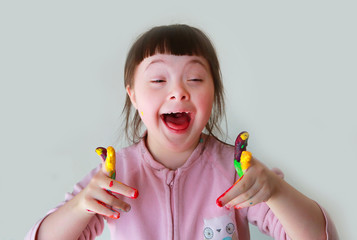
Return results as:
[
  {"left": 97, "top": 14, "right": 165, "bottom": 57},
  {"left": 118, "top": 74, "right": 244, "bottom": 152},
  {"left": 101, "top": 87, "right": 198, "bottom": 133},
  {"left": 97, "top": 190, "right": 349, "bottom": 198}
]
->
[
  {"left": 266, "top": 177, "right": 326, "bottom": 240},
  {"left": 37, "top": 194, "right": 94, "bottom": 240}
]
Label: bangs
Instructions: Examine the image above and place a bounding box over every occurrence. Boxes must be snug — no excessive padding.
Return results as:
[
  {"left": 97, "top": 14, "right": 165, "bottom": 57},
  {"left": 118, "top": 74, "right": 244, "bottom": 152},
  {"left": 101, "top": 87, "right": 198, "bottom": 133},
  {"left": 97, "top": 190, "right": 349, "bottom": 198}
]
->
[{"left": 133, "top": 25, "right": 212, "bottom": 62}]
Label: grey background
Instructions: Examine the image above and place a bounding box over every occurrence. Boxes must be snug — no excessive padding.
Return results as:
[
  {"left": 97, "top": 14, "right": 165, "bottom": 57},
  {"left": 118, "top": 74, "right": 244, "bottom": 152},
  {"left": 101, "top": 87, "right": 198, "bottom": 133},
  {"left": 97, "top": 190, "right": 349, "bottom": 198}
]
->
[{"left": 1, "top": 0, "right": 355, "bottom": 239}]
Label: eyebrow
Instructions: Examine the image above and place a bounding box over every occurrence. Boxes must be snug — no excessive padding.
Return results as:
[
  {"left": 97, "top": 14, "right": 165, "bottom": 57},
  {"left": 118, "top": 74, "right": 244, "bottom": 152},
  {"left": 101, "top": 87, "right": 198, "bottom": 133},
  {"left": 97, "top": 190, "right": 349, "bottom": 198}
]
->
[
  {"left": 145, "top": 58, "right": 209, "bottom": 72},
  {"left": 188, "top": 59, "right": 209, "bottom": 71},
  {"left": 145, "top": 59, "right": 165, "bottom": 71}
]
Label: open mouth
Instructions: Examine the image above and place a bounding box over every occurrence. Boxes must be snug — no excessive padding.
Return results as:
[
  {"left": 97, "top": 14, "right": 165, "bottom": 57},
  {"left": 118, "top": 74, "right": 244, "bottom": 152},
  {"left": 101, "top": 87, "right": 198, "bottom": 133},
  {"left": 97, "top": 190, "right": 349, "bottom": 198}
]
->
[{"left": 161, "top": 112, "right": 191, "bottom": 131}]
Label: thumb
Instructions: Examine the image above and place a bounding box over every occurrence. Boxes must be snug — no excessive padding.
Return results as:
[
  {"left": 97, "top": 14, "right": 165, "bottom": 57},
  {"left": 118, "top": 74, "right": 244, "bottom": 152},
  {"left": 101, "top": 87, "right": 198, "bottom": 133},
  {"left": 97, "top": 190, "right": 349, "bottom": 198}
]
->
[
  {"left": 241, "top": 151, "right": 252, "bottom": 172},
  {"left": 102, "top": 146, "right": 116, "bottom": 179},
  {"left": 95, "top": 147, "right": 107, "bottom": 162}
]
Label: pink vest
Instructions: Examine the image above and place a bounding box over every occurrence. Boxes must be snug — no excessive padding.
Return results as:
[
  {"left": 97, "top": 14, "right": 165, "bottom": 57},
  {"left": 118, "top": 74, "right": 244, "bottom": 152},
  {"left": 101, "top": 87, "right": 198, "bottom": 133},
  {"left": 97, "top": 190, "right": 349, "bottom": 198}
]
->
[{"left": 26, "top": 135, "right": 337, "bottom": 239}]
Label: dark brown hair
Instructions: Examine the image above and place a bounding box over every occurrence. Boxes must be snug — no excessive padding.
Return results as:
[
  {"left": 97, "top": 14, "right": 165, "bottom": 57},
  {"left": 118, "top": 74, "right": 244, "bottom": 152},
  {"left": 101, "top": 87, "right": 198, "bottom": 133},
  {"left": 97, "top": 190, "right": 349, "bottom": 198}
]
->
[{"left": 122, "top": 24, "right": 225, "bottom": 143}]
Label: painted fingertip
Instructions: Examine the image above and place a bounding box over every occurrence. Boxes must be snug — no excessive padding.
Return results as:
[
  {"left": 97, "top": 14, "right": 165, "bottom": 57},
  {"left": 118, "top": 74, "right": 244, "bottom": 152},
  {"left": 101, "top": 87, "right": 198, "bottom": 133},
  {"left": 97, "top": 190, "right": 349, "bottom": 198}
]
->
[
  {"left": 109, "top": 211, "right": 120, "bottom": 219},
  {"left": 109, "top": 181, "right": 114, "bottom": 188},
  {"left": 234, "top": 205, "right": 242, "bottom": 210},
  {"left": 216, "top": 199, "right": 224, "bottom": 208},
  {"left": 130, "top": 189, "right": 139, "bottom": 199}
]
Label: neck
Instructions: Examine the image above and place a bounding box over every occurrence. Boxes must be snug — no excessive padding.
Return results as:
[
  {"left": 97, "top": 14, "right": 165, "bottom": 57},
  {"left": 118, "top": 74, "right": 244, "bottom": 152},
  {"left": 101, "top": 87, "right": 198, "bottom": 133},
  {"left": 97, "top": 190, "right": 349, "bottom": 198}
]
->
[{"left": 145, "top": 135, "right": 200, "bottom": 170}]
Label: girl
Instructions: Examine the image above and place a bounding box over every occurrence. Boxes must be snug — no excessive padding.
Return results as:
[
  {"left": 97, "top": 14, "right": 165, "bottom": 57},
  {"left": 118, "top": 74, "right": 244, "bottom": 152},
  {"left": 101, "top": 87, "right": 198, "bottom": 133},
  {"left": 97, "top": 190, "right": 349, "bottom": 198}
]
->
[{"left": 26, "top": 24, "right": 338, "bottom": 240}]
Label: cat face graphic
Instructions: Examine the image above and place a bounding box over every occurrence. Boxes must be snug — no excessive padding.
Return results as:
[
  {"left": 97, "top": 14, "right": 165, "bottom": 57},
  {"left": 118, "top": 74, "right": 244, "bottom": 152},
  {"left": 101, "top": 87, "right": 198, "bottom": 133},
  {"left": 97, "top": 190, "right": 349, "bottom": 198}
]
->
[{"left": 203, "top": 214, "right": 236, "bottom": 240}]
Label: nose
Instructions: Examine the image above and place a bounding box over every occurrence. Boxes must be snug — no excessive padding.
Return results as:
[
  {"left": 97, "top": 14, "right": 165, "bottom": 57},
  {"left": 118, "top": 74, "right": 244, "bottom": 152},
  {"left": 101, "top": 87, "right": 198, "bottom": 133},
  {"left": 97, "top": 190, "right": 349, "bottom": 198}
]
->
[{"left": 169, "top": 82, "right": 189, "bottom": 101}]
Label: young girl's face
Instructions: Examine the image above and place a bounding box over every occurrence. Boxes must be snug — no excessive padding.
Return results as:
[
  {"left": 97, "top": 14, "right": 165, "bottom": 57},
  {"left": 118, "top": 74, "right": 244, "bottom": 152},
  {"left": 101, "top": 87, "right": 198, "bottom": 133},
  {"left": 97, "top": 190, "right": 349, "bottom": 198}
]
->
[{"left": 127, "top": 54, "right": 215, "bottom": 153}]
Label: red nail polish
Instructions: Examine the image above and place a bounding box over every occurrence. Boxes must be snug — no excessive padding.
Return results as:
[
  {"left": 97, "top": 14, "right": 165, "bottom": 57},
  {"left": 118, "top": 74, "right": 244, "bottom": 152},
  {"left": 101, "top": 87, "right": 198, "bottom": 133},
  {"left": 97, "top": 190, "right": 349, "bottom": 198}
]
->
[
  {"left": 130, "top": 189, "right": 139, "bottom": 199},
  {"left": 216, "top": 199, "right": 224, "bottom": 208},
  {"left": 109, "top": 212, "right": 120, "bottom": 219}
]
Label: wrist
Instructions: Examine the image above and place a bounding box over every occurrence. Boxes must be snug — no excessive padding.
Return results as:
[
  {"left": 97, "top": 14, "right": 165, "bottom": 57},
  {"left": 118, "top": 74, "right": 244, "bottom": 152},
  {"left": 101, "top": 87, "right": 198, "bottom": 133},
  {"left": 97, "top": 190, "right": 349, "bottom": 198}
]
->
[
  {"left": 69, "top": 192, "right": 94, "bottom": 218},
  {"left": 266, "top": 171, "right": 285, "bottom": 205}
]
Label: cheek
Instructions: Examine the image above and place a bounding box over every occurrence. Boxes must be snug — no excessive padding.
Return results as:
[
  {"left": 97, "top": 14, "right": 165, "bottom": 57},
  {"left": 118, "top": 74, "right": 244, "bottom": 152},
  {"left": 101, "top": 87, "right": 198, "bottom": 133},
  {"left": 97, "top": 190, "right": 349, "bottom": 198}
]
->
[
  {"left": 136, "top": 92, "right": 160, "bottom": 111},
  {"left": 204, "top": 86, "right": 215, "bottom": 109},
  {"left": 135, "top": 92, "right": 162, "bottom": 124},
  {"left": 197, "top": 91, "right": 214, "bottom": 118},
  {"left": 135, "top": 103, "right": 152, "bottom": 129},
  {"left": 136, "top": 99, "right": 152, "bottom": 119}
]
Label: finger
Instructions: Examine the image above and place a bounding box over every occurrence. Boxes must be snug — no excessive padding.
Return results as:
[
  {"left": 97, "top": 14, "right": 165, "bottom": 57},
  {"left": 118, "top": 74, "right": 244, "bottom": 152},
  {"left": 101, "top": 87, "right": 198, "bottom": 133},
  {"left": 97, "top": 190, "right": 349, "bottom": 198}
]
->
[
  {"left": 96, "top": 170, "right": 139, "bottom": 199},
  {"left": 97, "top": 188, "right": 132, "bottom": 213},
  {"left": 86, "top": 198, "right": 120, "bottom": 219},
  {"left": 216, "top": 173, "right": 254, "bottom": 207},
  {"left": 225, "top": 178, "right": 261, "bottom": 209},
  {"left": 95, "top": 147, "right": 107, "bottom": 162},
  {"left": 241, "top": 151, "right": 252, "bottom": 172},
  {"left": 99, "top": 176, "right": 138, "bottom": 199},
  {"left": 100, "top": 146, "right": 116, "bottom": 178},
  {"left": 234, "top": 184, "right": 271, "bottom": 209},
  {"left": 216, "top": 158, "right": 256, "bottom": 208}
]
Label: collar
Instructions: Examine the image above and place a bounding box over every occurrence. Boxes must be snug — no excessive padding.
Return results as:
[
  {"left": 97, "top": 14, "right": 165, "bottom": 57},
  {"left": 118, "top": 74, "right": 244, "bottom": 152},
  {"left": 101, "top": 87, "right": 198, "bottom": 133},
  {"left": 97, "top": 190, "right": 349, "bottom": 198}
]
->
[{"left": 138, "top": 132, "right": 209, "bottom": 173}]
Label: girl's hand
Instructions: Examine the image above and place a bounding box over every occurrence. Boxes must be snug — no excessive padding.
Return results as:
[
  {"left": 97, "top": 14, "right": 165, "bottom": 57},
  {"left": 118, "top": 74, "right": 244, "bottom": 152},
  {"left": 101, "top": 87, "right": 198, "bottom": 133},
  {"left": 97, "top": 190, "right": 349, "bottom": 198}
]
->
[
  {"left": 74, "top": 168, "right": 139, "bottom": 219},
  {"left": 217, "top": 157, "right": 281, "bottom": 209}
]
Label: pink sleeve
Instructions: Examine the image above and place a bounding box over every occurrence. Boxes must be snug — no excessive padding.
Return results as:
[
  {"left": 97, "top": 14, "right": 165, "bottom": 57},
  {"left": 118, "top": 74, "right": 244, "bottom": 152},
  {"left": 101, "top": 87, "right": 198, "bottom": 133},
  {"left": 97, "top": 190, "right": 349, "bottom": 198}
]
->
[
  {"left": 247, "top": 202, "right": 339, "bottom": 240},
  {"left": 247, "top": 202, "right": 290, "bottom": 239},
  {"left": 25, "top": 166, "right": 105, "bottom": 240},
  {"left": 320, "top": 205, "right": 339, "bottom": 240},
  {"left": 246, "top": 168, "right": 339, "bottom": 240}
]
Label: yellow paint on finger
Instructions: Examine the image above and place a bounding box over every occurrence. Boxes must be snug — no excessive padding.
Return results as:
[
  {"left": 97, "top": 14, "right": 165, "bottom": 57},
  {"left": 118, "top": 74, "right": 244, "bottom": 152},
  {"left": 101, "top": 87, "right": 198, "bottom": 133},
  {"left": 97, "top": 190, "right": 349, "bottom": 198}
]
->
[
  {"left": 241, "top": 151, "right": 252, "bottom": 171},
  {"left": 105, "top": 146, "right": 116, "bottom": 178}
]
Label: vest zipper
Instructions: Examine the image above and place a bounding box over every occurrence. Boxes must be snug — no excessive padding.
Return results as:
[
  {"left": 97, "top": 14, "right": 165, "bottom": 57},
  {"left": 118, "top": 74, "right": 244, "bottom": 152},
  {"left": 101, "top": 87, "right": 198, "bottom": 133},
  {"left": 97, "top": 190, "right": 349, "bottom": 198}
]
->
[{"left": 168, "top": 171, "right": 176, "bottom": 240}]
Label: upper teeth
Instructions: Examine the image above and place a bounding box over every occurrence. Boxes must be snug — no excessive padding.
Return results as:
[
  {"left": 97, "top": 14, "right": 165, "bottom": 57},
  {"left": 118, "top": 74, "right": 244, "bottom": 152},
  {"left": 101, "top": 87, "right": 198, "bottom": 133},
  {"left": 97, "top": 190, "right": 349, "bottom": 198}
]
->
[{"left": 169, "top": 112, "right": 188, "bottom": 114}]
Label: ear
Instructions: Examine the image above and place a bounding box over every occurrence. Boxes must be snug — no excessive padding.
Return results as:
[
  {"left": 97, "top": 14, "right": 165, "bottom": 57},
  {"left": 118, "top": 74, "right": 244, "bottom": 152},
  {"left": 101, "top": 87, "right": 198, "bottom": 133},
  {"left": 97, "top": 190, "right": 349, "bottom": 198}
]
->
[{"left": 126, "top": 85, "right": 137, "bottom": 109}]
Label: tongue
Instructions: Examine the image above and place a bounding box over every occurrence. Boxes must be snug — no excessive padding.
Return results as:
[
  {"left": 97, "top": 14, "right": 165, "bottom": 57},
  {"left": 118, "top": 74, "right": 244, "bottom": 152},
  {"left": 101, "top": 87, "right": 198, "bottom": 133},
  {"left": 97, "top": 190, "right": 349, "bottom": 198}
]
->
[{"left": 164, "top": 113, "right": 190, "bottom": 130}]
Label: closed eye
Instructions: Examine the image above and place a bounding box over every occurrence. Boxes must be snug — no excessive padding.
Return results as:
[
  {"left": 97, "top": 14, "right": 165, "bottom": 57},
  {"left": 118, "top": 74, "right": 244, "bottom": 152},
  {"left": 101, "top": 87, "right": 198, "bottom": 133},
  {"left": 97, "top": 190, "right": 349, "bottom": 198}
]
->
[
  {"left": 189, "top": 78, "right": 203, "bottom": 82},
  {"left": 151, "top": 79, "right": 165, "bottom": 83}
]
